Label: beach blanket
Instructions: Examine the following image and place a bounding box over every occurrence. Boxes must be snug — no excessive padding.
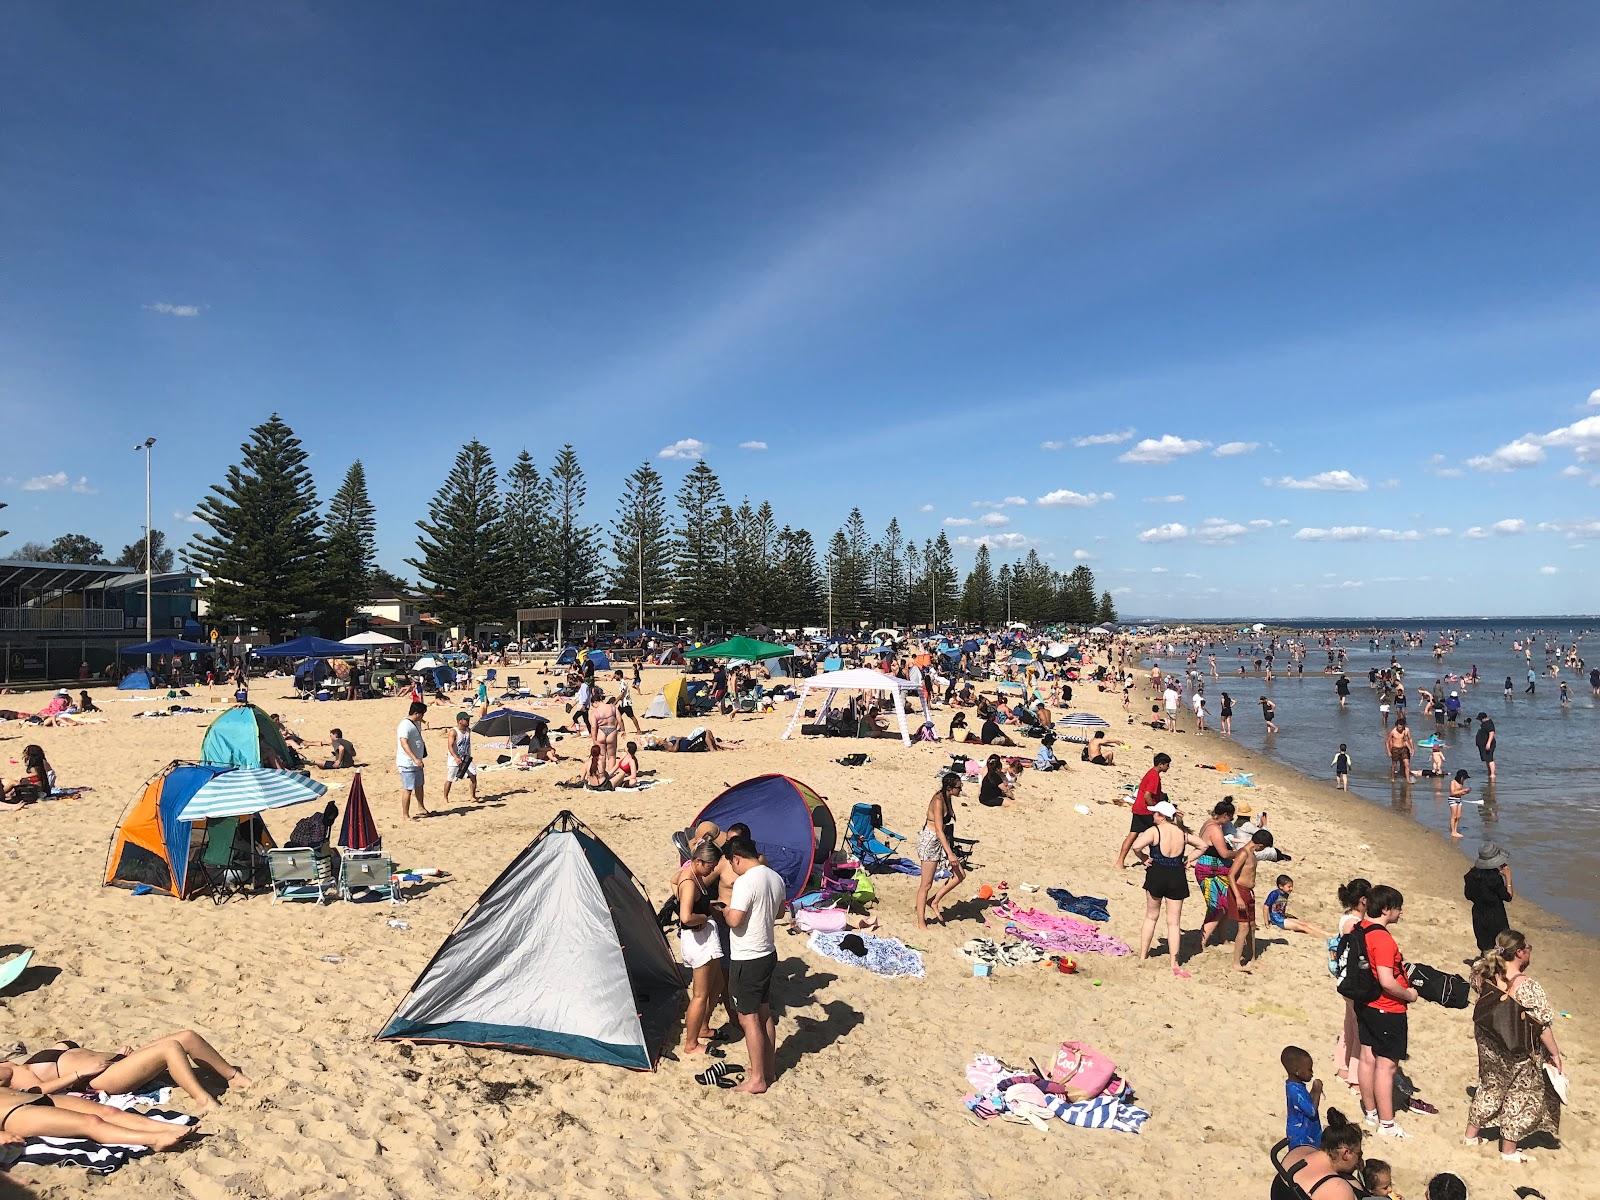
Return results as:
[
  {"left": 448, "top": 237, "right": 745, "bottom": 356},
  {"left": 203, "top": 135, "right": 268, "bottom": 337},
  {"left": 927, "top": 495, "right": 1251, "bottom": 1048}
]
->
[
  {"left": 13, "top": 1108, "right": 195, "bottom": 1175},
  {"left": 988, "top": 903, "right": 1130, "bottom": 957},
  {"left": 807, "top": 932, "right": 924, "bottom": 978},
  {"left": 1220, "top": 772, "right": 1256, "bottom": 788},
  {"left": 962, "top": 1056, "right": 1150, "bottom": 1135},
  {"left": 863, "top": 856, "right": 921, "bottom": 876},
  {"left": 1045, "top": 888, "right": 1111, "bottom": 923},
  {"left": 959, "top": 937, "right": 1045, "bottom": 968}
]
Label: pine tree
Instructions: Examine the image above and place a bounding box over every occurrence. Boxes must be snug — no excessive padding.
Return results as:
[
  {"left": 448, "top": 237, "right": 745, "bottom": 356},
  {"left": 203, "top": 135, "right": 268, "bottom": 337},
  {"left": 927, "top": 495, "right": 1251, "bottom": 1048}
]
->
[
  {"left": 547, "top": 444, "right": 603, "bottom": 605},
  {"left": 1064, "top": 564, "right": 1098, "bottom": 624},
  {"left": 904, "top": 539, "right": 924, "bottom": 628},
  {"left": 825, "top": 530, "right": 852, "bottom": 632},
  {"left": 929, "top": 532, "right": 959, "bottom": 626},
  {"left": 1097, "top": 590, "right": 1118, "bottom": 625},
  {"left": 610, "top": 461, "right": 672, "bottom": 625},
  {"left": 407, "top": 440, "right": 509, "bottom": 631},
  {"left": 747, "top": 501, "right": 779, "bottom": 622},
  {"left": 322, "top": 460, "right": 378, "bottom": 635},
  {"left": 672, "top": 460, "right": 726, "bottom": 633},
  {"left": 961, "top": 544, "right": 996, "bottom": 625},
  {"left": 502, "top": 450, "right": 552, "bottom": 609},
  {"left": 115, "top": 530, "right": 174, "bottom": 572},
  {"left": 189, "top": 414, "right": 327, "bottom": 636},
  {"left": 996, "top": 561, "right": 1014, "bottom": 624},
  {"left": 870, "top": 518, "right": 904, "bottom": 625},
  {"left": 773, "top": 526, "right": 821, "bottom": 631}
]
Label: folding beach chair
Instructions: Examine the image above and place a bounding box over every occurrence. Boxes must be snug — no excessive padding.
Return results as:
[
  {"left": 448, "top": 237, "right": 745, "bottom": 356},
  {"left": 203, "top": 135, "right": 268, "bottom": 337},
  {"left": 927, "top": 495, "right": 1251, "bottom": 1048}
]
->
[
  {"left": 193, "top": 816, "right": 247, "bottom": 905},
  {"left": 266, "top": 847, "right": 330, "bottom": 904},
  {"left": 844, "top": 802, "right": 903, "bottom": 868},
  {"left": 339, "top": 851, "right": 402, "bottom": 904}
]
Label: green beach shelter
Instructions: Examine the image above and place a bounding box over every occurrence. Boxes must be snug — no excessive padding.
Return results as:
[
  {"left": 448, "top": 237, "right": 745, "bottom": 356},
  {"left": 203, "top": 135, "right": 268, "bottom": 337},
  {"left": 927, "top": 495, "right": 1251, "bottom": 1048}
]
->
[{"left": 685, "top": 636, "right": 794, "bottom": 663}]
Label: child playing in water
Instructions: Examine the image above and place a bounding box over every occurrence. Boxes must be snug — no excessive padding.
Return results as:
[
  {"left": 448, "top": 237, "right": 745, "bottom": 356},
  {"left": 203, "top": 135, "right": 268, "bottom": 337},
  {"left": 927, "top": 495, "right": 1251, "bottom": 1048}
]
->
[
  {"left": 1331, "top": 743, "right": 1351, "bottom": 791},
  {"left": 1264, "top": 875, "right": 1326, "bottom": 938},
  {"left": 1448, "top": 769, "right": 1470, "bottom": 839}
]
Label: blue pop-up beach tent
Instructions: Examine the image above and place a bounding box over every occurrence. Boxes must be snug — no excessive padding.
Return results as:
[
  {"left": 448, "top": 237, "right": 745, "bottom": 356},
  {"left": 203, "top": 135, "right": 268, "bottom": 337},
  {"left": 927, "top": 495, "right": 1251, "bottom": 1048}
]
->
[
  {"left": 117, "top": 669, "right": 154, "bottom": 690},
  {"left": 688, "top": 775, "right": 835, "bottom": 899}
]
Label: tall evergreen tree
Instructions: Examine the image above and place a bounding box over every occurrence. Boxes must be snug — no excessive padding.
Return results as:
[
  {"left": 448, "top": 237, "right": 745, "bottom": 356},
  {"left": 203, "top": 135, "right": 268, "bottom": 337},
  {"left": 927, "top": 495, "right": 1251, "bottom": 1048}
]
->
[
  {"left": 322, "top": 460, "right": 378, "bottom": 634},
  {"left": 747, "top": 500, "right": 779, "bottom": 622},
  {"left": 996, "top": 561, "right": 1014, "bottom": 623},
  {"left": 610, "top": 460, "right": 672, "bottom": 624},
  {"left": 824, "top": 529, "right": 852, "bottom": 631},
  {"left": 929, "top": 532, "right": 959, "bottom": 625},
  {"left": 904, "top": 539, "right": 924, "bottom": 629},
  {"left": 672, "top": 460, "right": 727, "bottom": 633},
  {"left": 773, "top": 526, "right": 821, "bottom": 630},
  {"left": 115, "top": 529, "right": 174, "bottom": 573},
  {"left": 407, "top": 440, "right": 509, "bottom": 631},
  {"left": 547, "top": 444, "right": 603, "bottom": 605},
  {"left": 961, "top": 544, "right": 996, "bottom": 625},
  {"left": 501, "top": 450, "right": 552, "bottom": 609},
  {"left": 189, "top": 414, "right": 327, "bottom": 636},
  {"left": 870, "top": 518, "right": 904, "bottom": 625},
  {"left": 1096, "top": 590, "right": 1118, "bottom": 625},
  {"left": 1063, "top": 563, "right": 1099, "bottom": 624}
]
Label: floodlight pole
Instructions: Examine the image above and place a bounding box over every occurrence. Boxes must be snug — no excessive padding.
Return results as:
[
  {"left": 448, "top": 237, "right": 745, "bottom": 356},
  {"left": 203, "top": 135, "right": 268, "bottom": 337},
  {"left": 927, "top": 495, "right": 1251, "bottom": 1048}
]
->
[{"left": 137, "top": 437, "right": 156, "bottom": 668}]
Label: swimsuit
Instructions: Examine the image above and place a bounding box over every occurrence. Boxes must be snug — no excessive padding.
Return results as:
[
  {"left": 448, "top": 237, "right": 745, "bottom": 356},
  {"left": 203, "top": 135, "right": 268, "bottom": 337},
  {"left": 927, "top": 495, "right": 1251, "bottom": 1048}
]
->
[
  {"left": 1144, "top": 830, "right": 1190, "bottom": 901},
  {"left": 0, "top": 1093, "right": 52, "bottom": 1130}
]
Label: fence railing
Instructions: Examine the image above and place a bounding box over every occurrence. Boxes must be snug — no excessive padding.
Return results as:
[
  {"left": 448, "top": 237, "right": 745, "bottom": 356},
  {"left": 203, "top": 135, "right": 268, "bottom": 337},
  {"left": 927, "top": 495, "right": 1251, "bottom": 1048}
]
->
[{"left": 0, "top": 607, "right": 126, "bottom": 632}]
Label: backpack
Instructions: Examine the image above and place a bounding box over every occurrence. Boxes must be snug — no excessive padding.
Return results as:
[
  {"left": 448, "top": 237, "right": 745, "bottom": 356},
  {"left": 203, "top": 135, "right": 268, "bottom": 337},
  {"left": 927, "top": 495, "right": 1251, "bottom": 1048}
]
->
[{"left": 1334, "top": 923, "right": 1383, "bottom": 1004}]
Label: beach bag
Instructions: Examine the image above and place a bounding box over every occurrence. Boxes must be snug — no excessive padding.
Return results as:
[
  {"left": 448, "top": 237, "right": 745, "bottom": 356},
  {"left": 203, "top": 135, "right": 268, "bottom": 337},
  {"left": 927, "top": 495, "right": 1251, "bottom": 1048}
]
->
[
  {"left": 794, "top": 907, "right": 848, "bottom": 934},
  {"left": 1048, "top": 1041, "right": 1116, "bottom": 1101},
  {"left": 1334, "top": 924, "right": 1382, "bottom": 1004},
  {"left": 1407, "top": 961, "right": 1469, "bottom": 1009}
]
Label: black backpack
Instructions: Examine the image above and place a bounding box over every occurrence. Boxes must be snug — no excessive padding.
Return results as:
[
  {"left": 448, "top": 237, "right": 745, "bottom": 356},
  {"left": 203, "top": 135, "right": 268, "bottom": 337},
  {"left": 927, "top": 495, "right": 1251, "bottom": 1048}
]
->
[{"left": 1334, "top": 923, "right": 1383, "bottom": 1004}]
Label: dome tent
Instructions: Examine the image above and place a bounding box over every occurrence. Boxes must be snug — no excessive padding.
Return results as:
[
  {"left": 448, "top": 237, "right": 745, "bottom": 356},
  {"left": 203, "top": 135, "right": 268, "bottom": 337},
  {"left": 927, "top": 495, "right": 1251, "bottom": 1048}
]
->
[
  {"left": 689, "top": 775, "right": 835, "bottom": 899},
  {"left": 201, "top": 703, "right": 302, "bottom": 769}
]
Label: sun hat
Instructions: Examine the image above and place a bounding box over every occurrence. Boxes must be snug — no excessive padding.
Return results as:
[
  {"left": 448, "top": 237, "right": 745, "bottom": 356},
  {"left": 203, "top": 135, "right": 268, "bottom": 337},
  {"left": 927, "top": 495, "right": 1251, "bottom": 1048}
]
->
[
  {"left": 1476, "top": 842, "right": 1510, "bottom": 869},
  {"left": 56, "top": 688, "right": 69, "bottom": 697},
  {"left": 1152, "top": 800, "right": 1177, "bottom": 819},
  {"left": 1233, "top": 800, "right": 1255, "bottom": 818}
]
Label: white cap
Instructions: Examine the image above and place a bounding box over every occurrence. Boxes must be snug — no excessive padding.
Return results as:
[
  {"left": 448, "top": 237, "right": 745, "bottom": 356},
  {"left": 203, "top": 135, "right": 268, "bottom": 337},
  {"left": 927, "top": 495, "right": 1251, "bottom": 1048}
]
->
[{"left": 1152, "top": 800, "right": 1177, "bottom": 819}]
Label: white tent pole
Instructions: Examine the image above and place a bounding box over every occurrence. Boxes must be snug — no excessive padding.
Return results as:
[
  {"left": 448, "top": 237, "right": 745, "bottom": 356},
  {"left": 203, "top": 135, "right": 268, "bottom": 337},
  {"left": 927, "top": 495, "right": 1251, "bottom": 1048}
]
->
[
  {"left": 894, "top": 687, "right": 910, "bottom": 746},
  {"left": 781, "top": 683, "right": 809, "bottom": 741}
]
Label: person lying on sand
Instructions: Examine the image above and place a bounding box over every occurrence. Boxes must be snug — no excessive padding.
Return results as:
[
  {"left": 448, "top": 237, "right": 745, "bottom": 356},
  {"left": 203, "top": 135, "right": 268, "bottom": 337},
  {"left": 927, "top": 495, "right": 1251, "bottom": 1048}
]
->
[
  {"left": 3, "top": 1031, "right": 252, "bottom": 1111},
  {"left": 0, "top": 1087, "right": 196, "bottom": 1150},
  {"left": 645, "top": 729, "right": 737, "bottom": 753}
]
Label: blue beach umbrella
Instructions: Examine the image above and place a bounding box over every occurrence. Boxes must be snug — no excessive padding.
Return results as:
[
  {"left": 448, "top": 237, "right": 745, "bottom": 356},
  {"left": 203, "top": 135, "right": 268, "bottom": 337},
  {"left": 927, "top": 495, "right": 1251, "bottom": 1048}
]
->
[{"left": 176, "top": 767, "right": 329, "bottom": 822}]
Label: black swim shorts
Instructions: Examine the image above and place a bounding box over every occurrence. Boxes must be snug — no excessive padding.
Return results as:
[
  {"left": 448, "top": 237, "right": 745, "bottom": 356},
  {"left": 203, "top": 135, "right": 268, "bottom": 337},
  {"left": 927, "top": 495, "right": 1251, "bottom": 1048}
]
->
[
  {"left": 728, "top": 952, "right": 778, "bottom": 1015},
  {"left": 1356, "top": 1006, "right": 1408, "bottom": 1061},
  {"left": 1129, "top": 812, "right": 1155, "bottom": 834}
]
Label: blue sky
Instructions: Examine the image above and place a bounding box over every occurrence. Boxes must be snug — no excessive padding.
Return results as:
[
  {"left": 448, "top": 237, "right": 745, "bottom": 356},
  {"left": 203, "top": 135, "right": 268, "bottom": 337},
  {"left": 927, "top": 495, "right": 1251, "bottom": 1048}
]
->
[{"left": 3, "top": 2, "right": 1598, "bottom": 618}]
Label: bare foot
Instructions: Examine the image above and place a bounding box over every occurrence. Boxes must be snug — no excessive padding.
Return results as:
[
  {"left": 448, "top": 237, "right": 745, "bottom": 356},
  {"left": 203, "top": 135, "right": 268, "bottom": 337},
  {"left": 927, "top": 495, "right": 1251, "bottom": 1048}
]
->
[
  {"left": 732, "top": 1077, "right": 769, "bottom": 1095},
  {"left": 228, "top": 1070, "right": 255, "bottom": 1090},
  {"left": 1172, "top": 967, "right": 1192, "bottom": 979},
  {"left": 1451, "top": 832, "right": 1463, "bottom": 839},
  {"left": 682, "top": 1043, "right": 707, "bottom": 1057},
  {"left": 1235, "top": 964, "right": 1253, "bottom": 973}
]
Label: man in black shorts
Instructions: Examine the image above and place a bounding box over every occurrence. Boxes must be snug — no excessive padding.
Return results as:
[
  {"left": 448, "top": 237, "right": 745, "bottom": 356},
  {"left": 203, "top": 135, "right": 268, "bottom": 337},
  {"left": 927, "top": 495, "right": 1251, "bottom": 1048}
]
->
[
  {"left": 721, "top": 835, "right": 787, "bottom": 1094},
  {"left": 1474, "top": 713, "right": 1496, "bottom": 782},
  {"left": 1116, "top": 752, "right": 1170, "bottom": 869}
]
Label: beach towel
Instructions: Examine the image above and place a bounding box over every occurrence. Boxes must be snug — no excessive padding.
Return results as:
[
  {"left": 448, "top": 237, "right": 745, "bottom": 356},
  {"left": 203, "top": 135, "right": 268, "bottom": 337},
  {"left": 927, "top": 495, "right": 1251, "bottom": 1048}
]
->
[
  {"left": 959, "top": 938, "right": 1045, "bottom": 968},
  {"left": 1193, "top": 853, "right": 1231, "bottom": 916},
  {"left": 1045, "top": 888, "right": 1111, "bottom": 923},
  {"left": 807, "top": 932, "right": 924, "bottom": 978},
  {"left": 997, "top": 919, "right": 1131, "bottom": 958},
  {"left": 12, "top": 1137, "right": 153, "bottom": 1175}
]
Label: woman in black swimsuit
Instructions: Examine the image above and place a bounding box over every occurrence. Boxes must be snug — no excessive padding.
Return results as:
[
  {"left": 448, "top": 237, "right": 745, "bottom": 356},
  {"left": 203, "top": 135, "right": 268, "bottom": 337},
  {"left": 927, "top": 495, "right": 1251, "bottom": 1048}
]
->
[
  {"left": 5, "top": 1030, "right": 251, "bottom": 1111},
  {"left": 1272, "top": 1109, "right": 1366, "bottom": 1200},
  {"left": 1130, "top": 801, "right": 1205, "bottom": 979},
  {"left": 0, "top": 1078, "right": 195, "bottom": 1149}
]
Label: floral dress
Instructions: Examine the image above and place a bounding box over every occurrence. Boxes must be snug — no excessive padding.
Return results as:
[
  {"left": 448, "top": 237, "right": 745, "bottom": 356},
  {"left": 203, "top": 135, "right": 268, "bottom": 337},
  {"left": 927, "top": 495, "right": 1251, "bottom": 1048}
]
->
[{"left": 1467, "top": 976, "right": 1560, "bottom": 1143}]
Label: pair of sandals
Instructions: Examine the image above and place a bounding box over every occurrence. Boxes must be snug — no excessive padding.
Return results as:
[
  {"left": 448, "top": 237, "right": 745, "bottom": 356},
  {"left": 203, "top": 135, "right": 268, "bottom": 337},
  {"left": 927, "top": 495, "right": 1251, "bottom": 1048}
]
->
[{"left": 695, "top": 1060, "right": 744, "bottom": 1089}]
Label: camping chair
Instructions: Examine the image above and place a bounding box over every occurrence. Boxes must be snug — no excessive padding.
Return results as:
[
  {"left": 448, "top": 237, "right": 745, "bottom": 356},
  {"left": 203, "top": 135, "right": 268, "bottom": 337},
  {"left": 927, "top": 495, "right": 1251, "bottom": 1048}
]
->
[
  {"left": 339, "top": 851, "right": 402, "bottom": 905},
  {"left": 266, "top": 847, "right": 330, "bottom": 904},
  {"left": 193, "top": 816, "right": 247, "bottom": 905},
  {"left": 485, "top": 668, "right": 497, "bottom": 685},
  {"left": 844, "top": 802, "right": 904, "bottom": 868}
]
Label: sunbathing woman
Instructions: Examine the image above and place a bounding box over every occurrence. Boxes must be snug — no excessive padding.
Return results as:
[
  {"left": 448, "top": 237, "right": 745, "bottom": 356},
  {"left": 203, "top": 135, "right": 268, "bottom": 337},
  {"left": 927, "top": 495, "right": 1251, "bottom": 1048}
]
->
[
  {"left": 645, "top": 729, "right": 736, "bottom": 752},
  {"left": 0, "top": 1084, "right": 195, "bottom": 1150},
  {"left": 6, "top": 1030, "right": 252, "bottom": 1111}
]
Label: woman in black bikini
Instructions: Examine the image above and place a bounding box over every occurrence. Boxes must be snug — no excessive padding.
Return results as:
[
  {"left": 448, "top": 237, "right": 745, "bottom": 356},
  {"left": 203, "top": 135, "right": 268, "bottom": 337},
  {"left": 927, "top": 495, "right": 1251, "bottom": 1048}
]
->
[
  {"left": 5, "top": 1030, "right": 251, "bottom": 1111},
  {"left": 1130, "top": 801, "right": 1206, "bottom": 979},
  {"left": 0, "top": 1083, "right": 194, "bottom": 1150},
  {"left": 1272, "top": 1109, "right": 1366, "bottom": 1200},
  {"left": 914, "top": 773, "right": 966, "bottom": 930}
]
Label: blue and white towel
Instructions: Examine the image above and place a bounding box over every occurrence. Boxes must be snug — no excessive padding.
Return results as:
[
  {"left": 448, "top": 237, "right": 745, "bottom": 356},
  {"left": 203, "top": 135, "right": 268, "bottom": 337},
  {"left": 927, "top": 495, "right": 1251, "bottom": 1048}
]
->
[{"left": 807, "top": 932, "right": 925, "bottom": 978}]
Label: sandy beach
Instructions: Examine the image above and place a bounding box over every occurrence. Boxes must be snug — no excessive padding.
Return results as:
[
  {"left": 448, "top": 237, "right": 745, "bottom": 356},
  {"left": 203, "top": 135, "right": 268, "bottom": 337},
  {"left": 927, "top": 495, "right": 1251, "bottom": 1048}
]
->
[{"left": 2, "top": 657, "right": 1594, "bottom": 1200}]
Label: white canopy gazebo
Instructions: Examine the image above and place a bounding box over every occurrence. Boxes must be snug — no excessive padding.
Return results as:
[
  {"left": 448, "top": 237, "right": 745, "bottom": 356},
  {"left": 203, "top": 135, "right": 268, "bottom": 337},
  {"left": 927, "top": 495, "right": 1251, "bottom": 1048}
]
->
[{"left": 780, "top": 667, "right": 932, "bottom": 747}]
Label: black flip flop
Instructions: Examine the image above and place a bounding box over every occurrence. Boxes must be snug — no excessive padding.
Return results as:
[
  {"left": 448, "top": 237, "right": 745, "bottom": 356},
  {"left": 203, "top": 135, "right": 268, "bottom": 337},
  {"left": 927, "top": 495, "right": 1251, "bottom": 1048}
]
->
[{"left": 695, "top": 1061, "right": 744, "bottom": 1088}]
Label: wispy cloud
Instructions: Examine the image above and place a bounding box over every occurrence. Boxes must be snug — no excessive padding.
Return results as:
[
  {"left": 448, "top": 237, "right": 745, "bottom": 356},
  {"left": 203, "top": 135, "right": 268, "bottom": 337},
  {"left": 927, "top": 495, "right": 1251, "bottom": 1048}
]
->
[
  {"left": 1119, "top": 434, "right": 1208, "bottom": 464},
  {"left": 944, "top": 516, "right": 975, "bottom": 526},
  {"left": 954, "top": 532, "right": 1028, "bottom": 550},
  {"left": 1462, "top": 518, "right": 1526, "bottom": 539},
  {"left": 657, "top": 438, "right": 706, "bottom": 460},
  {"left": 1467, "top": 438, "right": 1544, "bottom": 472},
  {"left": 1539, "top": 565, "right": 1559, "bottom": 575},
  {"left": 1040, "top": 440, "right": 1065, "bottom": 451},
  {"left": 20, "top": 471, "right": 68, "bottom": 491},
  {"left": 919, "top": 503, "right": 935, "bottom": 512},
  {"left": 1271, "top": 469, "right": 1368, "bottom": 492},
  {"left": 1138, "top": 517, "right": 1262, "bottom": 545},
  {"left": 979, "top": 512, "right": 1010, "bottom": 527},
  {"left": 70, "top": 476, "right": 95, "bottom": 495},
  {"left": 1213, "top": 441, "right": 1259, "bottom": 457},
  {"left": 1536, "top": 519, "right": 1600, "bottom": 538},
  {"left": 1072, "top": 428, "right": 1135, "bottom": 448},
  {"left": 1072, "top": 548, "right": 1092, "bottom": 560},
  {"left": 1293, "top": 526, "right": 1424, "bottom": 542},
  {"left": 1469, "top": 414, "right": 1600, "bottom": 472},
  {"left": 1036, "top": 488, "right": 1113, "bottom": 507},
  {"left": 1143, "top": 494, "right": 1185, "bottom": 503},
  {"left": 174, "top": 510, "right": 203, "bottom": 524},
  {"left": 145, "top": 302, "right": 202, "bottom": 317},
  {"left": 738, "top": 440, "right": 768, "bottom": 451}
]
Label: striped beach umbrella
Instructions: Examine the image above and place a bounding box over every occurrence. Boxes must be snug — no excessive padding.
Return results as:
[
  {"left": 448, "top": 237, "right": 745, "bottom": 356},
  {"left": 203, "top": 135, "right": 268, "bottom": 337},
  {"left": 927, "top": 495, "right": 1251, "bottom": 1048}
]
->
[
  {"left": 337, "top": 771, "right": 380, "bottom": 851},
  {"left": 1059, "top": 712, "right": 1111, "bottom": 729},
  {"left": 176, "top": 767, "right": 328, "bottom": 822}
]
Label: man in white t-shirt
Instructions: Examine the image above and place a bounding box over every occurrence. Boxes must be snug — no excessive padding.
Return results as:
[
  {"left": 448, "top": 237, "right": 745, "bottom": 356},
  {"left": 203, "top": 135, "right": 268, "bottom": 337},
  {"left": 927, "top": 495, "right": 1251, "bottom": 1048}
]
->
[
  {"left": 396, "top": 701, "right": 429, "bottom": 820},
  {"left": 1163, "top": 683, "right": 1181, "bottom": 728},
  {"left": 721, "top": 835, "right": 786, "bottom": 1094}
]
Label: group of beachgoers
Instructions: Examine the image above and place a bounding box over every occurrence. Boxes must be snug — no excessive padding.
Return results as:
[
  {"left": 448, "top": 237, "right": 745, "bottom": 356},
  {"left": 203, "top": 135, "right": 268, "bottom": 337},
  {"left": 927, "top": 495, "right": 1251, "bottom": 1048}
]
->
[{"left": 0, "top": 1030, "right": 249, "bottom": 1156}]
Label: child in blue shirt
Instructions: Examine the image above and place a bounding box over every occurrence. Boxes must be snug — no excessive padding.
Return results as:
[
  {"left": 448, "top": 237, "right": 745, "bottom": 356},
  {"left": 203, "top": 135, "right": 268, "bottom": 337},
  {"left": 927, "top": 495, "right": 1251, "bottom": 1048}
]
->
[
  {"left": 1265, "top": 875, "right": 1326, "bottom": 938},
  {"left": 1281, "top": 1045, "right": 1322, "bottom": 1149}
]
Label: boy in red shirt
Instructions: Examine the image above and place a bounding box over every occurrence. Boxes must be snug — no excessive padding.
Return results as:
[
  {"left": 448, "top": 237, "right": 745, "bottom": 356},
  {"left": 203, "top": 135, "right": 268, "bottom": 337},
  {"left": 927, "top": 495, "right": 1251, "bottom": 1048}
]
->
[
  {"left": 1355, "top": 884, "right": 1419, "bottom": 1140},
  {"left": 1116, "top": 752, "right": 1171, "bottom": 869}
]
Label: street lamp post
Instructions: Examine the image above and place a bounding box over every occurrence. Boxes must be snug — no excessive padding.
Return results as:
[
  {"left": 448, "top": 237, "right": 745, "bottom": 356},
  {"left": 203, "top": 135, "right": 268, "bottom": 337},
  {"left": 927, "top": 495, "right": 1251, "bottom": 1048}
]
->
[{"left": 136, "top": 438, "right": 156, "bottom": 668}]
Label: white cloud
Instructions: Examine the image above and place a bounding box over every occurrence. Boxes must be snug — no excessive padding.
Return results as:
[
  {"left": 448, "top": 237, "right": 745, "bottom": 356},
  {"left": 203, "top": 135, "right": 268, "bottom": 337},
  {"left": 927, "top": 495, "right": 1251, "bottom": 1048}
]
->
[
  {"left": 1040, "top": 440, "right": 1065, "bottom": 451},
  {"left": 979, "top": 512, "right": 1010, "bottom": 527},
  {"left": 1560, "top": 465, "right": 1585, "bottom": 478},
  {"left": 1378, "top": 478, "right": 1401, "bottom": 490},
  {"left": 1001, "top": 496, "right": 1027, "bottom": 507},
  {"left": 918, "top": 503, "right": 935, "bottom": 512},
  {"left": 1072, "top": 428, "right": 1136, "bottom": 448},
  {"left": 1143, "top": 494, "right": 1185, "bottom": 503},
  {"left": 1436, "top": 467, "right": 1464, "bottom": 478},
  {"left": 20, "top": 471, "right": 68, "bottom": 491},
  {"left": 1213, "top": 441, "right": 1259, "bottom": 457},
  {"left": 944, "top": 516, "right": 975, "bottom": 526},
  {"left": 1271, "top": 469, "right": 1368, "bottom": 492},
  {"left": 146, "top": 302, "right": 201, "bottom": 317},
  {"left": 1072, "top": 549, "right": 1092, "bottom": 560},
  {"left": 955, "top": 532, "right": 1028, "bottom": 549},
  {"left": 737, "top": 440, "right": 768, "bottom": 451},
  {"left": 1537, "top": 519, "right": 1600, "bottom": 538},
  {"left": 1429, "top": 527, "right": 1453, "bottom": 537},
  {"left": 174, "top": 510, "right": 202, "bottom": 524},
  {"left": 1138, "top": 522, "right": 1190, "bottom": 543},
  {"left": 1293, "top": 526, "right": 1423, "bottom": 542},
  {"left": 1539, "top": 565, "right": 1559, "bottom": 575},
  {"left": 1247, "top": 519, "right": 1274, "bottom": 529},
  {"left": 1035, "top": 488, "right": 1113, "bottom": 507},
  {"left": 657, "top": 438, "right": 706, "bottom": 460},
  {"left": 1110, "top": 586, "right": 1133, "bottom": 596},
  {"left": 1462, "top": 518, "right": 1526, "bottom": 539},
  {"left": 70, "top": 476, "right": 95, "bottom": 495},
  {"left": 1467, "top": 438, "right": 1545, "bottom": 472},
  {"left": 1119, "top": 434, "right": 1208, "bottom": 464},
  {"left": 1194, "top": 519, "right": 1249, "bottom": 543},
  {"left": 1589, "top": 389, "right": 1600, "bottom": 407},
  {"left": 1150, "top": 566, "right": 1169, "bottom": 574}
]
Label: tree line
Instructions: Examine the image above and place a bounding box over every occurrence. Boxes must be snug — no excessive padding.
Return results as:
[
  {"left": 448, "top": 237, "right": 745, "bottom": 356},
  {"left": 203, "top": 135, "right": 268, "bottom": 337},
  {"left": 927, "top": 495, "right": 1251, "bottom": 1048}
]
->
[{"left": 10, "top": 414, "right": 1117, "bottom": 635}]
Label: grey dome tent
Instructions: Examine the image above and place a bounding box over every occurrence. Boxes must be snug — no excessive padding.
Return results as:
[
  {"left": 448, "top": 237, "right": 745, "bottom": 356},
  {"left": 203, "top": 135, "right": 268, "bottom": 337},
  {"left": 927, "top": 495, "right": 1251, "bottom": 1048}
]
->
[{"left": 377, "top": 811, "right": 684, "bottom": 1070}]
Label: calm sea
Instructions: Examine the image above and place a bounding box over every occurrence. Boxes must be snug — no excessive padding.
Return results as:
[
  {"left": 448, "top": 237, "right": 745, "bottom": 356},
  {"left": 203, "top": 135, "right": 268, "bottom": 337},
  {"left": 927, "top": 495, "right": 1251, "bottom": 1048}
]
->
[{"left": 1143, "top": 618, "right": 1600, "bottom": 938}]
